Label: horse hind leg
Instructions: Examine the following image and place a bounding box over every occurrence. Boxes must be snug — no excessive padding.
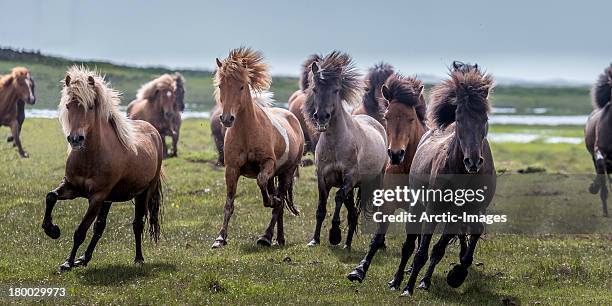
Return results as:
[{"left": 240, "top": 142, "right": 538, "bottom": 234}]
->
[
  {"left": 417, "top": 223, "right": 456, "bottom": 290},
  {"left": 447, "top": 222, "right": 484, "bottom": 288},
  {"left": 329, "top": 188, "right": 345, "bottom": 246},
  {"left": 600, "top": 178, "right": 609, "bottom": 217},
  {"left": 343, "top": 189, "right": 357, "bottom": 250},
  {"left": 133, "top": 193, "right": 148, "bottom": 264},
  {"left": 257, "top": 177, "right": 280, "bottom": 247},
  {"left": 74, "top": 202, "right": 112, "bottom": 267}
]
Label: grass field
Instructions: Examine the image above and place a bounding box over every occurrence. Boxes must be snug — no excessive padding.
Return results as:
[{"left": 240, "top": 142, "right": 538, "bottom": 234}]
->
[{"left": 0, "top": 119, "right": 610, "bottom": 305}]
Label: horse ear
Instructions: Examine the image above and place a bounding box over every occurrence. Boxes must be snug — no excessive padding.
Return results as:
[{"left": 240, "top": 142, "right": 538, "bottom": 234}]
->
[
  {"left": 65, "top": 75, "right": 71, "bottom": 86},
  {"left": 418, "top": 84, "right": 424, "bottom": 95},
  {"left": 216, "top": 58, "right": 222, "bottom": 68},
  {"left": 311, "top": 62, "right": 319, "bottom": 75},
  {"left": 87, "top": 76, "right": 95, "bottom": 87},
  {"left": 381, "top": 85, "right": 392, "bottom": 101},
  {"left": 452, "top": 61, "right": 461, "bottom": 70}
]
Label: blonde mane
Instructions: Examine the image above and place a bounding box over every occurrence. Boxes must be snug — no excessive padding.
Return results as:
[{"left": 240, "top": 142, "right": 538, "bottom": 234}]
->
[
  {"left": 136, "top": 74, "right": 176, "bottom": 101},
  {"left": 214, "top": 47, "right": 271, "bottom": 96},
  {"left": 0, "top": 67, "right": 30, "bottom": 87},
  {"left": 58, "top": 66, "right": 137, "bottom": 153}
]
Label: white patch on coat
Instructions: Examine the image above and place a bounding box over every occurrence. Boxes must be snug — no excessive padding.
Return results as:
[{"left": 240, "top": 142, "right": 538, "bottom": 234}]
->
[{"left": 258, "top": 105, "right": 289, "bottom": 169}]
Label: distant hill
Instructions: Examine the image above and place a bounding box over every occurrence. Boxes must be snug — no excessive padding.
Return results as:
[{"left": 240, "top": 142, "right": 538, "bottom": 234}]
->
[{"left": 0, "top": 48, "right": 594, "bottom": 115}]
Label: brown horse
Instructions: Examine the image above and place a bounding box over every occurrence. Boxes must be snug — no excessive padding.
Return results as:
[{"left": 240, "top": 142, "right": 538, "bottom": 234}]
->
[
  {"left": 127, "top": 74, "right": 180, "bottom": 157},
  {"left": 211, "top": 47, "right": 305, "bottom": 248},
  {"left": 397, "top": 62, "right": 496, "bottom": 296},
  {"left": 352, "top": 62, "right": 395, "bottom": 127},
  {"left": 347, "top": 73, "right": 427, "bottom": 282},
  {"left": 0, "top": 67, "right": 36, "bottom": 157},
  {"left": 42, "top": 66, "right": 164, "bottom": 272},
  {"left": 585, "top": 64, "right": 612, "bottom": 217},
  {"left": 170, "top": 72, "right": 185, "bottom": 156},
  {"left": 288, "top": 54, "right": 322, "bottom": 155}
]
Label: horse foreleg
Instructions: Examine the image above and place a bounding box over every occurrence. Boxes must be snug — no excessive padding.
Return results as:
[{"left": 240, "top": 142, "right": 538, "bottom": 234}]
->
[
  {"left": 447, "top": 222, "right": 484, "bottom": 288},
  {"left": 308, "top": 179, "right": 330, "bottom": 246},
  {"left": 171, "top": 128, "right": 179, "bottom": 157},
  {"left": 133, "top": 195, "right": 147, "bottom": 263},
  {"left": 329, "top": 188, "right": 345, "bottom": 246},
  {"left": 388, "top": 233, "right": 418, "bottom": 290},
  {"left": 401, "top": 221, "right": 437, "bottom": 297},
  {"left": 9, "top": 120, "right": 27, "bottom": 158},
  {"left": 347, "top": 221, "right": 390, "bottom": 283},
  {"left": 212, "top": 166, "right": 239, "bottom": 248},
  {"left": 343, "top": 189, "right": 357, "bottom": 249},
  {"left": 74, "top": 202, "right": 112, "bottom": 267},
  {"left": 257, "top": 159, "right": 275, "bottom": 208},
  {"left": 43, "top": 179, "right": 78, "bottom": 239},
  {"left": 59, "top": 195, "right": 105, "bottom": 272},
  {"left": 161, "top": 135, "right": 169, "bottom": 159},
  {"left": 258, "top": 177, "right": 280, "bottom": 247},
  {"left": 417, "top": 223, "right": 456, "bottom": 290}
]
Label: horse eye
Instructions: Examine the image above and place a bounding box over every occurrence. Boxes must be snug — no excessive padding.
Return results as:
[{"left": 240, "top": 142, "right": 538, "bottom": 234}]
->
[
  {"left": 88, "top": 106, "right": 94, "bottom": 110},
  {"left": 240, "top": 85, "right": 244, "bottom": 91},
  {"left": 66, "top": 105, "right": 70, "bottom": 110}
]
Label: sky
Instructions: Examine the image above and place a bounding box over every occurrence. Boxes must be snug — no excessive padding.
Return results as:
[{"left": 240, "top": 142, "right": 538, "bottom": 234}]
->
[{"left": 0, "top": 0, "right": 610, "bottom": 83}]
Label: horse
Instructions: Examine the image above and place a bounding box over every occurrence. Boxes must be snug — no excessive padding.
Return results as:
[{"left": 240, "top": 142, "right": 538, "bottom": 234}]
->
[
  {"left": 395, "top": 62, "right": 496, "bottom": 297},
  {"left": 288, "top": 54, "right": 322, "bottom": 155},
  {"left": 210, "top": 103, "right": 226, "bottom": 166},
  {"left": 42, "top": 66, "right": 164, "bottom": 272},
  {"left": 211, "top": 47, "right": 305, "bottom": 248},
  {"left": 303, "top": 51, "right": 388, "bottom": 249},
  {"left": 127, "top": 74, "right": 180, "bottom": 158},
  {"left": 169, "top": 72, "right": 185, "bottom": 156},
  {"left": 585, "top": 64, "right": 612, "bottom": 217},
  {"left": 347, "top": 73, "right": 427, "bottom": 282},
  {"left": 0, "top": 67, "right": 36, "bottom": 157},
  {"left": 352, "top": 62, "right": 395, "bottom": 127}
]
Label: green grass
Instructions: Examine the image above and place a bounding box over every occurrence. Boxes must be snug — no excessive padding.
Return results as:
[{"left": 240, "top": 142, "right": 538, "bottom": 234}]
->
[{"left": 0, "top": 119, "right": 610, "bottom": 304}]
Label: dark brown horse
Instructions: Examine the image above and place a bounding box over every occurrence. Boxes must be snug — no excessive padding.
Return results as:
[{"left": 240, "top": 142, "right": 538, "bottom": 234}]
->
[
  {"left": 397, "top": 62, "right": 496, "bottom": 296},
  {"left": 42, "top": 66, "right": 164, "bottom": 272},
  {"left": 352, "top": 62, "right": 394, "bottom": 127},
  {"left": 127, "top": 74, "right": 180, "bottom": 157},
  {"left": 585, "top": 64, "right": 612, "bottom": 217},
  {"left": 348, "top": 73, "right": 427, "bottom": 282},
  {"left": 0, "top": 67, "right": 36, "bottom": 157},
  {"left": 288, "top": 54, "right": 322, "bottom": 155},
  {"left": 211, "top": 47, "right": 305, "bottom": 248}
]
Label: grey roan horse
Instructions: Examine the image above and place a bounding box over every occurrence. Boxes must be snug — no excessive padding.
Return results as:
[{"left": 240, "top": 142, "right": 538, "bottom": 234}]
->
[{"left": 303, "top": 51, "right": 387, "bottom": 249}]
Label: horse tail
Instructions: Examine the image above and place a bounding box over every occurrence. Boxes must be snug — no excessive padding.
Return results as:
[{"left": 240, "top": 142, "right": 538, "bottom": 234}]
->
[
  {"left": 147, "top": 169, "right": 164, "bottom": 243},
  {"left": 280, "top": 174, "right": 300, "bottom": 216}
]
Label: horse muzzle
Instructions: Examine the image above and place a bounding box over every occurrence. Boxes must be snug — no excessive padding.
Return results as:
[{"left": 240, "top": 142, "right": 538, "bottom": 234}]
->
[
  {"left": 26, "top": 96, "right": 36, "bottom": 105},
  {"left": 67, "top": 134, "right": 85, "bottom": 150},
  {"left": 220, "top": 114, "right": 235, "bottom": 128},
  {"left": 388, "top": 149, "right": 406, "bottom": 165},
  {"left": 463, "top": 157, "right": 484, "bottom": 174}
]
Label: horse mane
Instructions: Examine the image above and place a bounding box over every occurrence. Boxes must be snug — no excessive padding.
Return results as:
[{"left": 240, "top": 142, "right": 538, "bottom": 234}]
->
[
  {"left": 363, "top": 62, "right": 394, "bottom": 115},
  {"left": 136, "top": 74, "right": 176, "bottom": 101},
  {"left": 0, "top": 67, "right": 29, "bottom": 87},
  {"left": 59, "top": 65, "right": 137, "bottom": 153},
  {"left": 384, "top": 73, "right": 426, "bottom": 123},
  {"left": 299, "top": 54, "right": 322, "bottom": 91},
  {"left": 591, "top": 64, "right": 612, "bottom": 109},
  {"left": 214, "top": 47, "right": 271, "bottom": 93},
  {"left": 428, "top": 62, "right": 494, "bottom": 129},
  {"left": 173, "top": 72, "right": 186, "bottom": 111},
  {"left": 253, "top": 90, "right": 275, "bottom": 108}
]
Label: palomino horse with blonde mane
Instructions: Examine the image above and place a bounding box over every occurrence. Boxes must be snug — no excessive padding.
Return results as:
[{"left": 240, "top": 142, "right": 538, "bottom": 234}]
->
[
  {"left": 288, "top": 54, "right": 321, "bottom": 155},
  {"left": 0, "top": 67, "right": 36, "bottom": 157},
  {"left": 348, "top": 73, "right": 427, "bottom": 282},
  {"left": 304, "top": 51, "right": 388, "bottom": 249},
  {"left": 351, "top": 62, "right": 394, "bottom": 127},
  {"left": 127, "top": 73, "right": 181, "bottom": 157},
  {"left": 212, "top": 47, "right": 304, "bottom": 248},
  {"left": 42, "top": 66, "right": 164, "bottom": 272}
]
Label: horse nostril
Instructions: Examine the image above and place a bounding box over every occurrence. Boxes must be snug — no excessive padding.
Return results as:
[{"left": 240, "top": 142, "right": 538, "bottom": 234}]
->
[
  {"left": 387, "top": 149, "right": 392, "bottom": 157},
  {"left": 313, "top": 112, "right": 319, "bottom": 120},
  {"left": 324, "top": 113, "right": 331, "bottom": 120},
  {"left": 219, "top": 115, "right": 224, "bottom": 122},
  {"left": 477, "top": 157, "right": 484, "bottom": 167},
  {"left": 463, "top": 158, "right": 472, "bottom": 167},
  {"left": 399, "top": 149, "right": 406, "bottom": 157},
  {"left": 77, "top": 135, "right": 85, "bottom": 142},
  {"left": 228, "top": 115, "right": 235, "bottom": 122}
]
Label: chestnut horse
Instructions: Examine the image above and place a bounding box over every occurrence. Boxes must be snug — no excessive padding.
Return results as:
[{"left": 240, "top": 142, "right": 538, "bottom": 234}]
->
[
  {"left": 42, "top": 66, "right": 164, "bottom": 272},
  {"left": 352, "top": 62, "right": 394, "bottom": 127},
  {"left": 0, "top": 67, "right": 36, "bottom": 157},
  {"left": 348, "top": 73, "right": 427, "bottom": 282},
  {"left": 398, "top": 62, "right": 496, "bottom": 296},
  {"left": 127, "top": 74, "right": 180, "bottom": 157},
  {"left": 585, "top": 64, "right": 612, "bottom": 217},
  {"left": 303, "top": 51, "right": 387, "bottom": 249},
  {"left": 212, "top": 47, "right": 305, "bottom": 248},
  {"left": 288, "top": 54, "right": 322, "bottom": 155}
]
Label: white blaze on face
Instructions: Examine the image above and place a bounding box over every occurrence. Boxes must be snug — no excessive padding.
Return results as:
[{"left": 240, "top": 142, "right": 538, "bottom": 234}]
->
[
  {"left": 166, "top": 91, "right": 172, "bottom": 98},
  {"left": 25, "top": 77, "right": 34, "bottom": 101}
]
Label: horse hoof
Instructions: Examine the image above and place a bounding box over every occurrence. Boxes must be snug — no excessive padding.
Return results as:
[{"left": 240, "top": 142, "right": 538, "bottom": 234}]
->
[
  {"left": 447, "top": 264, "right": 468, "bottom": 288},
  {"left": 74, "top": 255, "right": 89, "bottom": 267},
  {"left": 400, "top": 288, "right": 413, "bottom": 297},
  {"left": 43, "top": 224, "right": 61, "bottom": 239},
  {"left": 405, "top": 266, "right": 412, "bottom": 274},
  {"left": 347, "top": 268, "right": 365, "bottom": 283},
  {"left": 307, "top": 239, "right": 319, "bottom": 247},
  {"left": 256, "top": 236, "right": 272, "bottom": 247},
  {"left": 276, "top": 239, "right": 286, "bottom": 246},
  {"left": 388, "top": 278, "right": 402, "bottom": 290},
  {"left": 6, "top": 136, "right": 13, "bottom": 142},
  {"left": 417, "top": 279, "right": 430, "bottom": 290},
  {"left": 329, "top": 226, "right": 342, "bottom": 245},
  {"left": 134, "top": 258, "right": 145, "bottom": 265},
  {"left": 58, "top": 261, "right": 72, "bottom": 273},
  {"left": 20, "top": 152, "right": 29, "bottom": 158},
  {"left": 343, "top": 244, "right": 351, "bottom": 251},
  {"left": 211, "top": 239, "right": 227, "bottom": 249}
]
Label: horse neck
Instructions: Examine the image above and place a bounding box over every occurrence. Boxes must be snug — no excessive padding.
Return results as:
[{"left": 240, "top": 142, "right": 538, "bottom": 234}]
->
[
  {"left": 233, "top": 94, "right": 261, "bottom": 131},
  {"left": 447, "top": 125, "right": 466, "bottom": 172},
  {"left": 0, "top": 83, "right": 18, "bottom": 116},
  {"left": 325, "top": 103, "right": 355, "bottom": 140}
]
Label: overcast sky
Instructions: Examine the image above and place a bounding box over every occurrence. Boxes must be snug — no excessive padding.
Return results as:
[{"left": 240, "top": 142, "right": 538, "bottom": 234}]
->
[{"left": 1, "top": 0, "right": 610, "bottom": 83}]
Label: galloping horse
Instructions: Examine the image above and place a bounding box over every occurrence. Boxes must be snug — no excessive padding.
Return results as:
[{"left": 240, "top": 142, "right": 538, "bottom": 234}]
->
[
  {"left": 288, "top": 54, "right": 322, "bottom": 155},
  {"left": 42, "top": 66, "right": 164, "bottom": 272},
  {"left": 127, "top": 74, "right": 180, "bottom": 157},
  {"left": 348, "top": 73, "right": 427, "bottom": 282},
  {"left": 585, "top": 64, "right": 612, "bottom": 217},
  {"left": 398, "top": 62, "right": 496, "bottom": 296},
  {"left": 211, "top": 47, "right": 305, "bottom": 248},
  {"left": 352, "top": 62, "right": 394, "bottom": 127},
  {"left": 0, "top": 67, "right": 36, "bottom": 157},
  {"left": 303, "top": 51, "right": 387, "bottom": 249}
]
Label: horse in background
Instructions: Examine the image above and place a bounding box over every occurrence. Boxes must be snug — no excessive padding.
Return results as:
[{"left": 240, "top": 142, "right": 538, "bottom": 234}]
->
[
  {"left": 42, "top": 66, "right": 164, "bottom": 272},
  {"left": 127, "top": 74, "right": 180, "bottom": 157},
  {"left": 170, "top": 72, "right": 185, "bottom": 155},
  {"left": 288, "top": 54, "right": 322, "bottom": 156},
  {"left": 303, "top": 51, "right": 387, "bottom": 249},
  {"left": 585, "top": 64, "right": 612, "bottom": 217},
  {"left": 348, "top": 73, "right": 427, "bottom": 282},
  {"left": 352, "top": 62, "right": 394, "bottom": 127},
  {"left": 0, "top": 67, "right": 36, "bottom": 157},
  {"left": 398, "top": 62, "right": 496, "bottom": 297},
  {"left": 210, "top": 103, "right": 226, "bottom": 165},
  {"left": 211, "top": 47, "right": 304, "bottom": 248}
]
